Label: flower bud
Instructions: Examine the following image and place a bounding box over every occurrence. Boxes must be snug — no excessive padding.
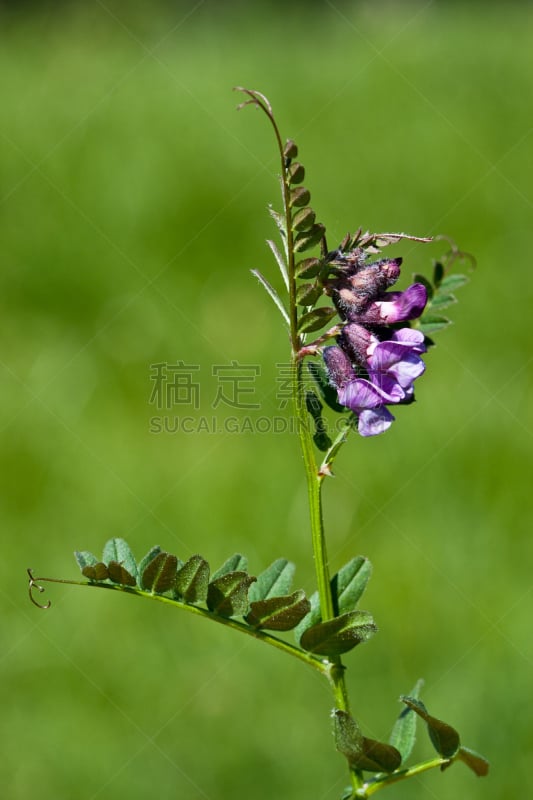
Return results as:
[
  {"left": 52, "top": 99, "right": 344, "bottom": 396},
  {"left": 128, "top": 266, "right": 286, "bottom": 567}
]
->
[
  {"left": 338, "top": 323, "right": 373, "bottom": 368},
  {"left": 330, "top": 258, "right": 403, "bottom": 319},
  {"left": 323, "top": 346, "right": 356, "bottom": 389}
]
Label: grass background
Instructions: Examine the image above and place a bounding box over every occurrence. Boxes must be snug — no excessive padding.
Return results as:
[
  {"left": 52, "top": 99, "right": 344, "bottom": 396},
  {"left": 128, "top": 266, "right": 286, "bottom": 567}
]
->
[{"left": 1, "top": 1, "right": 532, "bottom": 799}]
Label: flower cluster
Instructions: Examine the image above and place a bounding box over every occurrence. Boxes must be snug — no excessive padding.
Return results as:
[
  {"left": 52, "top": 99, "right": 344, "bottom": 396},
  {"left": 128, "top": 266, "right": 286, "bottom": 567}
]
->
[{"left": 322, "top": 249, "right": 428, "bottom": 436}]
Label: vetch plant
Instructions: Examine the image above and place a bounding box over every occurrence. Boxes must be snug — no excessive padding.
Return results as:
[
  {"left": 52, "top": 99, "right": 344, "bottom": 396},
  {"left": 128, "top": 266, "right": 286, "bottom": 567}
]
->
[{"left": 28, "top": 88, "right": 488, "bottom": 799}]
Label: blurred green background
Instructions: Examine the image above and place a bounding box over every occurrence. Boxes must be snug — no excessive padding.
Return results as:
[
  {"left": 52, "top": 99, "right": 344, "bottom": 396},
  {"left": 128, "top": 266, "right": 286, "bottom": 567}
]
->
[{"left": 2, "top": 1, "right": 531, "bottom": 799}]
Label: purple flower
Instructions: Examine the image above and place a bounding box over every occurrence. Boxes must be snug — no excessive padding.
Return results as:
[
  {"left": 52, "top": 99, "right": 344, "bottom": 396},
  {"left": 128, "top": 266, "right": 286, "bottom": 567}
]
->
[
  {"left": 366, "top": 328, "right": 426, "bottom": 402},
  {"left": 321, "top": 245, "right": 429, "bottom": 436},
  {"left": 323, "top": 329, "right": 427, "bottom": 437},
  {"left": 338, "top": 379, "right": 396, "bottom": 436},
  {"left": 355, "top": 283, "right": 428, "bottom": 325}
]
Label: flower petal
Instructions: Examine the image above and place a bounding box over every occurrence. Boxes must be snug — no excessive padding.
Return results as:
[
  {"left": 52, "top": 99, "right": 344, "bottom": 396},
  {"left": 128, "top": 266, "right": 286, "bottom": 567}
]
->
[
  {"left": 358, "top": 407, "right": 395, "bottom": 436},
  {"left": 338, "top": 378, "right": 395, "bottom": 411}
]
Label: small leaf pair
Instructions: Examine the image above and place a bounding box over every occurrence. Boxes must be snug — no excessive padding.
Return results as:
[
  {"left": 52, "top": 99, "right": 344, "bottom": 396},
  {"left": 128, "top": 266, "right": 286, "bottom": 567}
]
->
[{"left": 295, "top": 556, "right": 375, "bottom": 656}]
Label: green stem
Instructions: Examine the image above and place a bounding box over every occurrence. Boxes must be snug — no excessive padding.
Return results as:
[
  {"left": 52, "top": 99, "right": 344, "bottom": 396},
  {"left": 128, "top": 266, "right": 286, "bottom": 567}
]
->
[
  {"left": 236, "top": 89, "right": 363, "bottom": 793},
  {"left": 293, "top": 360, "right": 362, "bottom": 793},
  {"left": 357, "top": 756, "right": 451, "bottom": 797},
  {"left": 28, "top": 575, "right": 328, "bottom": 675}
]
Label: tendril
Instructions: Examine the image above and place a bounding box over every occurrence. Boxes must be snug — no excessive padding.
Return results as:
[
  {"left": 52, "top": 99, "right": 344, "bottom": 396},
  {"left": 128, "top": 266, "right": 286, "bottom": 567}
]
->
[{"left": 27, "top": 568, "right": 52, "bottom": 609}]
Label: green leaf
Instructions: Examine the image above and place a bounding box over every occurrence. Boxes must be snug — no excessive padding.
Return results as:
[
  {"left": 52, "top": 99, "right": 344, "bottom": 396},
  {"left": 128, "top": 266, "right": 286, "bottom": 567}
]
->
[
  {"left": 358, "top": 738, "right": 402, "bottom": 772},
  {"left": 137, "top": 545, "right": 162, "bottom": 578},
  {"left": 457, "top": 746, "right": 489, "bottom": 777},
  {"left": 248, "top": 558, "right": 295, "bottom": 603},
  {"left": 294, "top": 556, "right": 371, "bottom": 643},
  {"left": 82, "top": 562, "right": 109, "bottom": 581},
  {"left": 287, "top": 162, "right": 305, "bottom": 184},
  {"left": 400, "top": 696, "right": 460, "bottom": 758},
  {"left": 174, "top": 554, "right": 210, "bottom": 604},
  {"left": 283, "top": 139, "right": 298, "bottom": 159},
  {"left": 300, "top": 610, "right": 377, "bottom": 656},
  {"left": 334, "top": 709, "right": 364, "bottom": 763},
  {"left": 439, "top": 273, "right": 469, "bottom": 291},
  {"left": 294, "top": 223, "right": 326, "bottom": 253},
  {"left": 141, "top": 551, "right": 179, "bottom": 594},
  {"left": 331, "top": 557, "right": 372, "bottom": 615},
  {"left": 418, "top": 315, "right": 451, "bottom": 335},
  {"left": 298, "top": 306, "right": 337, "bottom": 334},
  {"left": 290, "top": 187, "right": 311, "bottom": 208},
  {"left": 318, "top": 419, "right": 354, "bottom": 476},
  {"left": 246, "top": 590, "right": 310, "bottom": 631},
  {"left": 334, "top": 711, "right": 401, "bottom": 773},
  {"left": 207, "top": 571, "right": 256, "bottom": 618},
  {"left": 292, "top": 207, "right": 316, "bottom": 231},
  {"left": 266, "top": 239, "right": 289, "bottom": 291},
  {"left": 102, "top": 538, "right": 138, "bottom": 582},
  {"left": 295, "top": 257, "right": 322, "bottom": 279},
  {"left": 211, "top": 554, "right": 248, "bottom": 581},
  {"left": 74, "top": 551, "right": 98, "bottom": 572},
  {"left": 313, "top": 430, "right": 332, "bottom": 451},
  {"left": 107, "top": 561, "right": 137, "bottom": 587},
  {"left": 429, "top": 292, "right": 457, "bottom": 311},
  {"left": 433, "top": 261, "right": 445, "bottom": 286},
  {"left": 251, "top": 269, "right": 290, "bottom": 326},
  {"left": 268, "top": 206, "right": 287, "bottom": 240},
  {"left": 293, "top": 589, "right": 320, "bottom": 643},
  {"left": 389, "top": 679, "right": 424, "bottom": 764},
  {"left": 296, "top": 282, "right": 322, "bottom": 306}
]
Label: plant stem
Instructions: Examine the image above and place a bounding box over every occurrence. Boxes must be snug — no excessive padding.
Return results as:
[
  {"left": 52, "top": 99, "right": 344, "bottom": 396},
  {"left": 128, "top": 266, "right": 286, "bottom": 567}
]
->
[
  {"left": 292, "top": 359, "right": 363, "bottom": 794},
  {"left": 28, "top": 575, "right": 329, "bottom": 675},
  {"left": 235, "top": 89, "right": 363, "bottom": 793},
  {"left": 357, "top": 756, "right": 451, "bottom": 797}
]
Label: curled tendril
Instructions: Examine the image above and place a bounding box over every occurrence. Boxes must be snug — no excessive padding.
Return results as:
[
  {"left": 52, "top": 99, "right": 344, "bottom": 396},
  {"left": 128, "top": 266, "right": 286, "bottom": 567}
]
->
[
  {"left": 435, "top": 234, "right": 477, "bottom": 271},
  {"left": 27, "top": 568, "right": 52, "bottom": 609}
]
